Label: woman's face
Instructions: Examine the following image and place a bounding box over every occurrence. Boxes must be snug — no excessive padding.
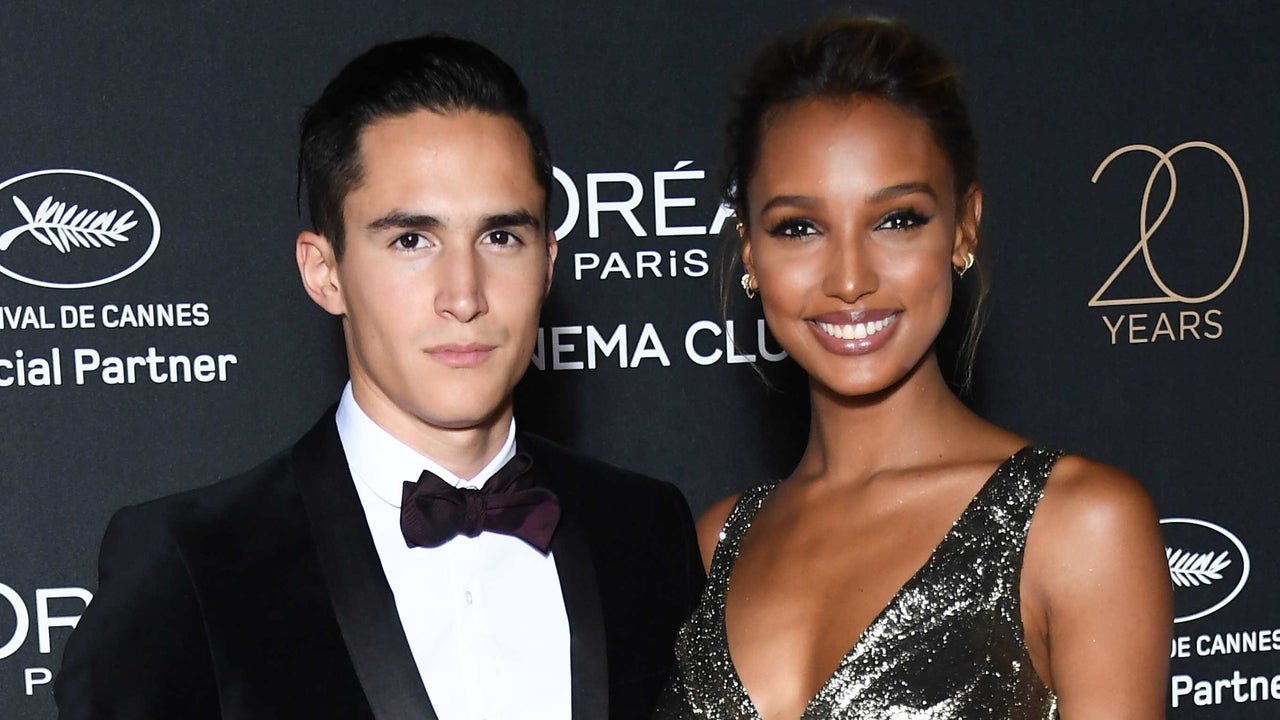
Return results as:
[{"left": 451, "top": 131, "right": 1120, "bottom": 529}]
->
[{"left": 743, "top": 96, "right": 979, "bottom": 399}]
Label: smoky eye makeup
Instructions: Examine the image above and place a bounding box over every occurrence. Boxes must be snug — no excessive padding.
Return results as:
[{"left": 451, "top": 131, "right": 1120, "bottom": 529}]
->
[
  {"left": 764, "top": 217, "right": 820, "bottom": 239},
  {"left": 875, "top": 209, "right": 932, "bottom": 231}
]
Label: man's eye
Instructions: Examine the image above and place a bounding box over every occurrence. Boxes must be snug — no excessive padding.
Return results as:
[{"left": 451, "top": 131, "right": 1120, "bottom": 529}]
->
[
  {"left": 395, "top": 233, "right": 427, "bottom": 250},
  {"left": 484, "top": 230, "right": 521, "bottom": 247}
]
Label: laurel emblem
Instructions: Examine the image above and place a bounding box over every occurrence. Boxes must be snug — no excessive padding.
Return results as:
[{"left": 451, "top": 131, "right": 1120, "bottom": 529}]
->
[
  {"left": 1166, "top": 547, "right": 1231, "bottom": 588},
  {"left": 0, "top": 195, "right": 137, "bottom": 253}
]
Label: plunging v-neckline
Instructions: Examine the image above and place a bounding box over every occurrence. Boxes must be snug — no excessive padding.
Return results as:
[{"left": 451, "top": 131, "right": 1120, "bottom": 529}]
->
[{"left": 716, "top": 447, "right": 1031, "bottom": 720}]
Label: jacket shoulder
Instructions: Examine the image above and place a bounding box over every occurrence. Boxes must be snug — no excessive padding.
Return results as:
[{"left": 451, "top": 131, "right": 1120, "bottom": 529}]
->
[
  {"left": 120, "top": 448, "right": 296, "bottom": 537},
  {"left": 519, "top": 431, "right": 674, "bottom": 499}
]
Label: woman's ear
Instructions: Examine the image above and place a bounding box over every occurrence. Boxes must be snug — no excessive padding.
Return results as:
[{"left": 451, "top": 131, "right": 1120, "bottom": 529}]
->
[
  {"left": 739, "top": 220, "right": 755, "bottom": 276},
  {"left": 953, "top": 185, "right": 983, "bottom": 267}
]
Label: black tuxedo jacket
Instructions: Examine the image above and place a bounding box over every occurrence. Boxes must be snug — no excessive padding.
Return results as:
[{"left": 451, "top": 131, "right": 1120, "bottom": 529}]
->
[{"left": 55, "top": 410, "right": 704, "bottom": 719}]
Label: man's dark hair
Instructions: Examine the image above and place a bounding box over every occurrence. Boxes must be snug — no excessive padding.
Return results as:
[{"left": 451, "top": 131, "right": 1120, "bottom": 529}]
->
[{"left": 299, "top": 35, "right": 553, "bottom": 257}]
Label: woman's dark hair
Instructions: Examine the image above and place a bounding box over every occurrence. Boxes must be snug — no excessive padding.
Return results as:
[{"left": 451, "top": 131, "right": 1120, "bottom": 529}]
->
[
  {"left": 298, "top": 35, "right": 552, "bottom": 257},
  {"left": 724, "top": 16, "right": 987, "bottom": 389}
]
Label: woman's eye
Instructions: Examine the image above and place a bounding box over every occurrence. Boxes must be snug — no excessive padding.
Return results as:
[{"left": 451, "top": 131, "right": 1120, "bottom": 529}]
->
[
  {"left": 766, "top": 219, "right": 818, "bottom": 239},
  {"left": 394, "top": 232, "right": 427, "bottom": 250},
  {"left": 876, "top": 211, "right": 931, "bottom": 231}
]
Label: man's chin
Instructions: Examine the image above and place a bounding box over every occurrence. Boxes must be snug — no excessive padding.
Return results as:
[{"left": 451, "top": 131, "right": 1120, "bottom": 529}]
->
[{"left": 412, "top": 397, "right": 514, "bottom": 433}]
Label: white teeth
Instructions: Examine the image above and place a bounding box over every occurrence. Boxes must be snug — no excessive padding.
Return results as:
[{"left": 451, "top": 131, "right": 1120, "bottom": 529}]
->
[{"left": 816, "top": 314, "right": 897, "bottom": 341}]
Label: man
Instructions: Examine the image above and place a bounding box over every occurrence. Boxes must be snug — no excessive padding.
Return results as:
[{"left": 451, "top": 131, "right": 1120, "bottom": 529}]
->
[{"left": 56, "top": 35, "right": 704, "bottom": 720}]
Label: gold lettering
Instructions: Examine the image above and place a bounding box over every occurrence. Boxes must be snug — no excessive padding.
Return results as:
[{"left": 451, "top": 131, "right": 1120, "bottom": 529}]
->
[
  {"left": 1128, "top": 313, "right": 1149, "bottom": 344},
  {"left": 1179, "top": 311, "right": 1202, "bottom": 340},
  {"left": 1102, "top": 315, "right": 1125, "bottom": 345},
  {"left": 1090, "top": 142, "right": 1249, "bottom": 307},
  {"left": 1203, "top": 309, "right": 1224, "bottom": 339},
  {"left": 1152, "top": 313, "right": 1176, "bottom": 342}
]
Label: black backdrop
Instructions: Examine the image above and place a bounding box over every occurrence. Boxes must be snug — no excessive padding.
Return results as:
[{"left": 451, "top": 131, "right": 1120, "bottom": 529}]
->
[{"left": 2, "top": 2, "right": 1277, "bottom": 716}]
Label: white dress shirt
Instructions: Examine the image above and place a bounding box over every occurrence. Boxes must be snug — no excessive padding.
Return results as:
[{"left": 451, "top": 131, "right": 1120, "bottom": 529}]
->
[{"left": 336, "top": 383, "right": 571, "bottom": 720}]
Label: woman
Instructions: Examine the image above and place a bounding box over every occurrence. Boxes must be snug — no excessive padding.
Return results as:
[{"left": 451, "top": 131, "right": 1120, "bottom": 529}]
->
[{"left": 656, "top": 16, "right": 1171, "bottom": 720}]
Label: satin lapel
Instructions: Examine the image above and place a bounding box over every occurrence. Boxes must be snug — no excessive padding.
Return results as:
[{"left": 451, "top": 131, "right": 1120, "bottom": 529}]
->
[
  {"left": 292, "top": 410, "right": 439, "bottom": 720},
  {"left": 530, "top": 444, "right": 610, "bottom": 720}
]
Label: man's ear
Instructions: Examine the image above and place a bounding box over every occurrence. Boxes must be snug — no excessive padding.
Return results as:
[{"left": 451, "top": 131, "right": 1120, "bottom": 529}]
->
[
  {"left": 543, "top": 231, "right": 558, "bottom": 297},
  {"left": 296, "top": 231, "right": 346, "bottom": 316}
]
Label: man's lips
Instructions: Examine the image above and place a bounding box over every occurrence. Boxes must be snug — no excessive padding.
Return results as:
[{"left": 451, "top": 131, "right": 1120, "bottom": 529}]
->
[{"left": 424, "top": 343, "right": 497, "bottom": 368}]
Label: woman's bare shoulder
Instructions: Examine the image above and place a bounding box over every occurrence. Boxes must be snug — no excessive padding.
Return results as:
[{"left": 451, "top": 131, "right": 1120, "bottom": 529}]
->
[
  {"left": 1026, "top": 451, "right": 1168, "bottom": 616},
  {"left": 1037, "top": 453, "right": 1158, "bottom": 533}
]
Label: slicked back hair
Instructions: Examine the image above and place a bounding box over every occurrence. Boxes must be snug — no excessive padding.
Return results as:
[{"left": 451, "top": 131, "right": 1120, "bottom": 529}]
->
[{"left": 299, "top": 35, "right": 552, "bottom": 257}]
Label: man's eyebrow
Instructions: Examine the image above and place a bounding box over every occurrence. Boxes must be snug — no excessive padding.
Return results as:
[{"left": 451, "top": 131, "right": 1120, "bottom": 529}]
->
[
  {"left": 480, "top": 210, "right": 543, "bottom": 234},
  {"left": 366, "top": 212, "right": 442, "bottom": 232},
  {"left": 365, "top": 210, "right": 543, "bottom": 234}
]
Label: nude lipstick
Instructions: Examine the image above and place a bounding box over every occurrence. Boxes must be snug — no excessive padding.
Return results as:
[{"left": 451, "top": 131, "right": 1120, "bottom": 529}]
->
[{"left": 807, "top": 310, "right": 900, "bottom": 355}]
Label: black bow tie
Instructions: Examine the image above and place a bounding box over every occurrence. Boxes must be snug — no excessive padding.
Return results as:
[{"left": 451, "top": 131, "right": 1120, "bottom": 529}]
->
[{"left": 400, "top": 452, "right": 560, "bottom": 552}]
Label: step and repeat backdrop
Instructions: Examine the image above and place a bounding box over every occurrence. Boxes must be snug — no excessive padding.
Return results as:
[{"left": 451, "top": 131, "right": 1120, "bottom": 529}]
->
[{"left": 1, "top": 1, "right": 1276, "bottom": 717}]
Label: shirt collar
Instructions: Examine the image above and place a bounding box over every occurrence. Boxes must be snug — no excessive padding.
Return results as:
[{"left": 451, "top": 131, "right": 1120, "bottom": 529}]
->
[{"left": 335, "top": 382, "right": 517, "bottom": 508}]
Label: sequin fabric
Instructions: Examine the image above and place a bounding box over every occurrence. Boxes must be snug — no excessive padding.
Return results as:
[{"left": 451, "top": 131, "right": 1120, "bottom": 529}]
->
[{"left": 654, "top": 446, "right": 1063, "bottom": 720}]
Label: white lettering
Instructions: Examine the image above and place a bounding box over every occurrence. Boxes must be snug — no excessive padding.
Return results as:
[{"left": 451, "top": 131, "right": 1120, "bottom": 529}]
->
[
  {"left": 586, "top": 325, "right": 628, "bottom": 369},
  {"left": 551, "top": 326, "right": 584, "bottom": 370},
  {"left": 631, "top": 323, "right": 670, "bottom": 366},
  {"left": 684, "top": 248, "right": 710, "bottom": 277},
  {"left": 573, "top": 252, "right": 600, "bottom": 280},
  {"left": 552, "top": 166, "right": 580, "bottom": 239},
  {"left": 59, "top": 305, "right": 95, "bottom": 329},
  {"left": 653, "top": 161, "right": 706, "bottom": 236},
  {"left": 756, "top": 319, "right": 787, "bottom": 362},
  {"left": 707, "top": 202, "right": 736, "bottom": 236},
  {"left": 685, "top": 320, "right": 722, "bottom": 366},
  {"left": 1170, "top": 675, "right": 1193, "bottom": 708},
  {"left": 36, "top": 587, "right": 92, "bottom": 653},
  {"left": 73, "top": 347, "right": 237, "bottom": 385},
  {"left": 725, "top": 320, "right": 756, "bottom": 364},
  {"left": 587, "top": 172, "right": 646, "bottom": 238},
  {"left": 25, "top": 667, "right": 52, "bottom": 696},
  {"left": 600, "top": 252, "right": 632, "bottom": 279},
  {"left": 0, "top": 583, "right": 30, "bottom": 660},
  {"left": 1172, "top": 635, "right": 1191, "bottom": 658}
]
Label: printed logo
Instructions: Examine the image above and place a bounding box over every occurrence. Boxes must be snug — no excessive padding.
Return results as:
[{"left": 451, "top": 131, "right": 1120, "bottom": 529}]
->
[
  {"left": 0, "top": 169, "right": 160, "bottom": 289},
  {"left": 1089, "top": 142, "right": 1247, "bottom": 345},
  {"left": 1089, "top": 142, "right": 1247, "bottom": 306},
  {"left": 1160, "top": 517, "right": 1250, "bottom": 623}
]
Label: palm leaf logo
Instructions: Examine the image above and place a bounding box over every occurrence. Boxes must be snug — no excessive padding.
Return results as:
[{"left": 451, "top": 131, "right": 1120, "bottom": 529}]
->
[
  {"left": 0, "top": 195, "right": 137, "bottom": 253},
  {"left": 1166, "top": 547, "right": 1231, "bottom": 588}
]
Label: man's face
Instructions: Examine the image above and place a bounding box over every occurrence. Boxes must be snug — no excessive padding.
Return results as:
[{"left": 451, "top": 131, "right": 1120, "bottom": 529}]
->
[{"left": 301, "top": 109, "right": 555, "bottom": 442}]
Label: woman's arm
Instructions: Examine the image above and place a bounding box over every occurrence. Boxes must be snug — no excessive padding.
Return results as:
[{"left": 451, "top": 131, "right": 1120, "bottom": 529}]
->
[{"left": 1025, "top": 456, "right": 1173, "bottom": 719}]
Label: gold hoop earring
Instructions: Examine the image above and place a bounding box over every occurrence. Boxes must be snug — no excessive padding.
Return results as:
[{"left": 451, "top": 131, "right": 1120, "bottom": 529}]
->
[
  {"left": 740, "top": 272, "right": 757, "bottom": 299},
  {"left": 955, "top": 252, "right": 975, "bottom": 278}
]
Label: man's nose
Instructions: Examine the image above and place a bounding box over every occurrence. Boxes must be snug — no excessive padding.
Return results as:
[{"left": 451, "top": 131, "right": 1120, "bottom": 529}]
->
[{"left": 434, "top": 245, "right": 488, "bottom": 322}]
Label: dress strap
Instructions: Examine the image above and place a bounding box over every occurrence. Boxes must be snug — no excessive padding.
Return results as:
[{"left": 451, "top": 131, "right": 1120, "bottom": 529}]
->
[
  {"left": 705, "top": 483, "right": 777, "bottom": 597},
  {"left": 986, "top": 446, "right": 1064, "bottom": 551}
]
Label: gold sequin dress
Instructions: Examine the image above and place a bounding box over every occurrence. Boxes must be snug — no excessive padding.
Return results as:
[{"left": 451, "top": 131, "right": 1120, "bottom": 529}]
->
[{"left": 655, "top": 446, "right": 1062, "bottom": 719}]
